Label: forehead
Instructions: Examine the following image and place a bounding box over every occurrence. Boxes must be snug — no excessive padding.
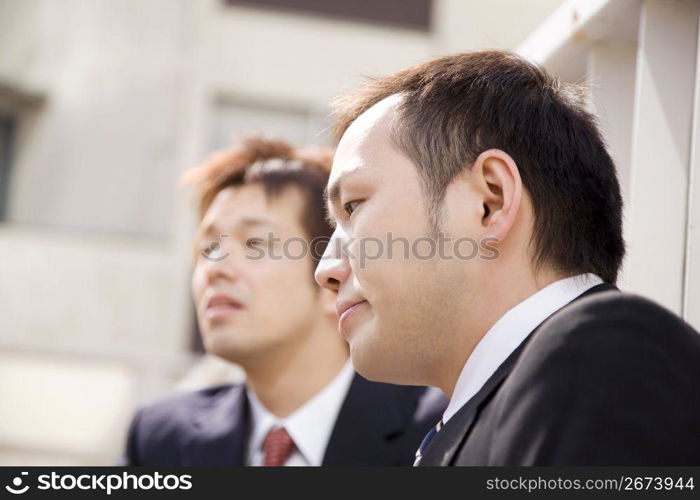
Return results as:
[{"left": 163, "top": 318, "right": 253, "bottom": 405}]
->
[
  {"left": 330, "top": 94, "right": 404, "bottom": 185},
  {"left": 201, "top": 183, "right": 305, "bottom": 232}
]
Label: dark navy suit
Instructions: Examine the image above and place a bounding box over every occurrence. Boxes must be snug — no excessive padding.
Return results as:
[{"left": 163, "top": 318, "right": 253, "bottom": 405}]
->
[
  {"left": 419, "top": 284, "right": 700, "bottom": 466},
  {"left": 121, "top": 373, "right": 446, "bottom": 466}
]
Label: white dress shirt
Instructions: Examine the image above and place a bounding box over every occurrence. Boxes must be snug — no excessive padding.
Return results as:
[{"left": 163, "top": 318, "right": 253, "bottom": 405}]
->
[
  {"left": 443, "top": 273, "right": 604, "bottom": 423},
  {"left": 246, "top": 360, "right": 355, "bottom": 466}
]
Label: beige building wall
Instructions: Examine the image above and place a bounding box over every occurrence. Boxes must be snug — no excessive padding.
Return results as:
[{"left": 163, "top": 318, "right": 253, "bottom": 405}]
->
[
  {"left": 0, "top": 0, "right": 562, "bottom": 465},
  {"left": 518, "top": 0, "right": 700, "bottom": 329}
]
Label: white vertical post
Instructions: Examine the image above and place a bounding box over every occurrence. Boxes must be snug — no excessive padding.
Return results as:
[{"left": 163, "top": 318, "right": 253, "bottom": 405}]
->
[
  {"left": 586, "top": 42, "right": 638, "bottom": 290},
  {"left": 587, "top": 42, "right": 637, "bottom": 194},
  {"left": 684, "top": 8, "right": 700, "bottom": 330},
  {"left": 626, "top": 0, "right": 699, "bottom": 313}
]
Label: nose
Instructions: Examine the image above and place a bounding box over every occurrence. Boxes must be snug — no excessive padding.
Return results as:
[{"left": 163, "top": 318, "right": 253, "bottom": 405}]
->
[
  {"left": 200, "top": 238, "right": 240, "bottom": 285},
  {"left": 315, "top": 229, "right": 351, "bottom": 293},
  {"left": 203, "top": 257, "right": 236, "bottom": 285}
]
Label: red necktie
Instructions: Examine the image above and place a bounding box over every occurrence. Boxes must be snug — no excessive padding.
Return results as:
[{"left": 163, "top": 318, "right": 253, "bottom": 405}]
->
[{"left": 262, "top": 426, "right": 296, "bottom": 466}]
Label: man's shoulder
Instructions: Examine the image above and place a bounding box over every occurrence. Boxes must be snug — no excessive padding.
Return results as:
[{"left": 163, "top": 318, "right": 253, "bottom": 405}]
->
[
  {"left": 475, "top": 291, "right": 700, "bottom": 464},
  {"left": 129, "top": 384, "right": 245, "bottom": 444},
  {"left": 350, "top": 374, "right": 446, "bottom": 426},
  {"left": 335, "top": 376, "right": 445, "bottom": 465},
  {"left": 528, "top": 290, "right": 700, "bottom": 363},
  {"left": 388, "top": 383, "right": 446, "bottom": 425},
  {"left": 122, "top": 383, "right": 245, "bottom": 465},
  {"left": 500, "top": 290, "right": 700, "bottom": 405},
  {"left": 411, "top": 385, "right": 447, "bottom": 425}
]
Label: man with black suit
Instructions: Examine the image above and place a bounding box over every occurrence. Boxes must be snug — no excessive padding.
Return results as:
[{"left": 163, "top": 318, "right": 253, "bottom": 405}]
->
[
  {"left": 315, "top": 51, "right": 700, "bottom": 465},
  {"left": 120, "top": 137, "right": 445, "bottom": 466}
]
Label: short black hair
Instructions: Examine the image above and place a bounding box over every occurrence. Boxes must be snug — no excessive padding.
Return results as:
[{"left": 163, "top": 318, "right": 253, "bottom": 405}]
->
[{"left": 332, "top": 50, "right": 625, "bottom": 284}]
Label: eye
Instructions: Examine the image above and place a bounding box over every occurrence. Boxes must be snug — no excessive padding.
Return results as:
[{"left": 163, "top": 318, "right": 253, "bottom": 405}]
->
[
  {"left": 199, "top": 241, "right": 219, "bottom": 258},
  {"left": 344, "top": 200, "right": 362, "bottom": 216},
  {"left": 245, "top": 237, "right": 265, "bottom": 249}
]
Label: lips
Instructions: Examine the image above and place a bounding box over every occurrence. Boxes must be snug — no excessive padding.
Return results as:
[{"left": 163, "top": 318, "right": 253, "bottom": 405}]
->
[
  {"left": 336, "top": 299, "right": 368, "bottom": 336},
  {"left": 204, "top": 293, "right": 244, "bottom": 320},
  {"left": 336, "top": 299, "right": 365, "bottom": 319}
]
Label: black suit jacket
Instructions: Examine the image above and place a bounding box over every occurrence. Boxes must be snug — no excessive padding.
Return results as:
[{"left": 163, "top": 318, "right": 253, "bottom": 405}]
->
[
  {"left": 121, "top": 373, "right": 446, "bottom": 466},
  {"left": 419, "top": 284, "right": 700, "bottom": 466}
]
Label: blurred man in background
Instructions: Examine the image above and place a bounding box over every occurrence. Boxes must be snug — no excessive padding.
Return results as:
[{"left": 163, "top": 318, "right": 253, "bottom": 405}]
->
[
  {"left": 120, "top": 137, "right": 445, "bottom": 466},
  {"left": 316, "top": 51, "right": 700, "bottom": 465}
]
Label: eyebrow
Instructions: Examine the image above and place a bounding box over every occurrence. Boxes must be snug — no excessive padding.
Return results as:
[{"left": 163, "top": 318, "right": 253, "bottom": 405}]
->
[
  {"left": 324, "top": 167, "right": 364, "bottom": 228},
  {"left": 324, "top": 183, "right": 340, "bottom": 228},
  {"left": 195, "top": 216, "right": 280, "bottom": 242}
]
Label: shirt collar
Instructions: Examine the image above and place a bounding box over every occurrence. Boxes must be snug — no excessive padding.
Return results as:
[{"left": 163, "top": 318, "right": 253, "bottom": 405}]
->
[
  {"left": 442, "top": 273, "right": 604, "bottom": 423},
  {"left": 246, "top": 360, "right": 355, "bottom": 466}
]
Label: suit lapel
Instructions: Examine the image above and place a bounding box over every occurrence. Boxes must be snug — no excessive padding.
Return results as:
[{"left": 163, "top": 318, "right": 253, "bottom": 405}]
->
[
  {"left": 323, "top": 374, "right": 408, "bottom": 465},
  {"left": 418, "top": 282, "right": 618, "bottom": 466},
  {"left": 418, "top": 343, "right": 527, "bottom": 466},
  {"left": 183, "top": 385, "right": 248, "bottom": 466}
]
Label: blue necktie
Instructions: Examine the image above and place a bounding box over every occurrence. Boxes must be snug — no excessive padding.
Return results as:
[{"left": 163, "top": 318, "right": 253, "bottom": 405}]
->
[{"left": 413, "top": 420, "right": 443, "bottom": 466}]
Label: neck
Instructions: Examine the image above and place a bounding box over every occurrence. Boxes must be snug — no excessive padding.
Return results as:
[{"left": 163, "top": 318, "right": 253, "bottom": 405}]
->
[
  {"left": 244, "top": 317, "right": 349, "bottom": 418},
  {"left": 434, "top": 262, "right": 566, "bottom": 398}
]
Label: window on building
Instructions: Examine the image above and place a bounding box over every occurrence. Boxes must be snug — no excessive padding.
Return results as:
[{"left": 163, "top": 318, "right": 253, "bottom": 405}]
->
[
  {"left": 225, "top": 0, "right": 433, "bottom": 32},
  {"left": 0, "top": 111, "right": 16, "bottom": 221},
  {"left": 210, "top": 97, "right": 328, "bottom": 150}
]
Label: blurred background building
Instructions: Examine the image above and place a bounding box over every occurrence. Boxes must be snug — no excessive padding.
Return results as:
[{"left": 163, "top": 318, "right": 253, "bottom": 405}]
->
[{"left": 1, "top": 0, "right": 698, "bottom": 465}]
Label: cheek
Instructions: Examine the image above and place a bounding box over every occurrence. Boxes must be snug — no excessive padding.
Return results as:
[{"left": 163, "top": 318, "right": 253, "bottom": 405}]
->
[
  {"left": 191, "top": 268, "right": 205, "bottom": 300},
  {"left": 349, "top": 211, "right": 430, "bottom": 292},
  {"left": 367, "top": 190, "right": 430, "bottom": 242}
]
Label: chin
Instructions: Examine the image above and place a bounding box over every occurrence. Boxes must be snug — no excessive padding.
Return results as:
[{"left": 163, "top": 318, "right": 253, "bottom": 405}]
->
[
  {"left": 350, "top": 339, "right": 410, "bottom": 385},
  {"left": 202, "top": 331, "right": 246, "bottom": 360}
]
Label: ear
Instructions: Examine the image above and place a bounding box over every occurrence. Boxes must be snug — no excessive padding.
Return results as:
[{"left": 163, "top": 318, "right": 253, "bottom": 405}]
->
[{"left": 472, "top": 149, "right": 522, "bottom": 243}]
